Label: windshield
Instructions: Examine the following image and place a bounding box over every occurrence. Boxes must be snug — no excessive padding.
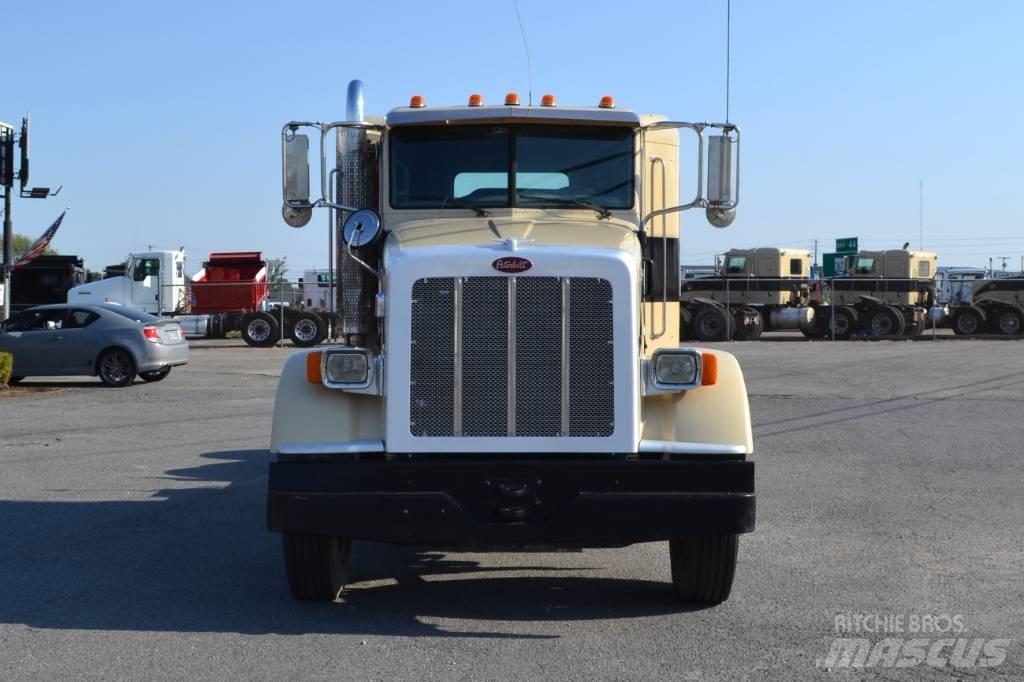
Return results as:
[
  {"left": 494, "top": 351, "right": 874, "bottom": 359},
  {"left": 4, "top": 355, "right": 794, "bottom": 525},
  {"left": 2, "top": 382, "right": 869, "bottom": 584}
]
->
[
  {"left": 389, "top": 124, "right": 634, "bottom": 211},
  {"left": 855, "top": 257, "right": 875, "bottom": 274},
  {"left": 725, "top": 256, "right": 747, "bottom": 274}
]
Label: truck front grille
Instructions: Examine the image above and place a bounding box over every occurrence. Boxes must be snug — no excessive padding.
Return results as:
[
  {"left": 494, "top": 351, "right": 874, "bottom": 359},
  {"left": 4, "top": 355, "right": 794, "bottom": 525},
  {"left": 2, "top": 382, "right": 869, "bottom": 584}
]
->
[{"left": 410, "top": 276, "right": 614, "bottom": 438}]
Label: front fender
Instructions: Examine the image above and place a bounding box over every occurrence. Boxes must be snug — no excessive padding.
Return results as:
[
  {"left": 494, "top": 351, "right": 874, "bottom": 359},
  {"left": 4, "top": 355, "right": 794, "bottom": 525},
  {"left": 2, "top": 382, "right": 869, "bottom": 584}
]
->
[
  {"left": 640, "top": 348, "right": 754, "bottom": 455},
  {"left": 270, "top": 350, "right": 383, "bottom": 455}
]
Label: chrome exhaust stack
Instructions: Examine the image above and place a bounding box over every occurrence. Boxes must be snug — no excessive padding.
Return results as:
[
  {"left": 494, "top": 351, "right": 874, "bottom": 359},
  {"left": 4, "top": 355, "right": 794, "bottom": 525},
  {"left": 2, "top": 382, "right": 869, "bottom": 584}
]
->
[{"left": 336, "top": 79, "right": 377, "bottom": 343}]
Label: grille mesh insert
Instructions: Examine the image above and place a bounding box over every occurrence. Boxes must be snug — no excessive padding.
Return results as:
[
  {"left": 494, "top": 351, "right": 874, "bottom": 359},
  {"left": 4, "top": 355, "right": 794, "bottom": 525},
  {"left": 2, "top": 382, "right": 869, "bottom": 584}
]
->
[
  {"left": 515, "top": 277, "right": 563, "bottom": 436},
  {"left": 409, "top": 275, "right": 613, "bottom": 438},
  {"left": 461, "top": 278, "right": 509, "bottom": 436},
  {"left": 409, "top": 278, "right": 455, "bottom": 436}
]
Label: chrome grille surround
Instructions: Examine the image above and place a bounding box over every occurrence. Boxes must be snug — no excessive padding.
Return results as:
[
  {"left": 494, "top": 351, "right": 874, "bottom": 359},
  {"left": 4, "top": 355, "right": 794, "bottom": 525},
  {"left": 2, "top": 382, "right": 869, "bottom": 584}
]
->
[{"left": 409, "top": 275, "right": 614, "bottom": 438}]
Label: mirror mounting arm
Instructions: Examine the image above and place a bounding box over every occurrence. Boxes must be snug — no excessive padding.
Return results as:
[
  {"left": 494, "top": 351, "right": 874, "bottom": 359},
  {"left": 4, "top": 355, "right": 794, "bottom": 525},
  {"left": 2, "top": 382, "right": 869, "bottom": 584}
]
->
[
  {"left": 638, "top": 121, "right": 740, "bottom": 233},
  {"left": 280, "top": 120, "right": 384, "bottom": 212}
]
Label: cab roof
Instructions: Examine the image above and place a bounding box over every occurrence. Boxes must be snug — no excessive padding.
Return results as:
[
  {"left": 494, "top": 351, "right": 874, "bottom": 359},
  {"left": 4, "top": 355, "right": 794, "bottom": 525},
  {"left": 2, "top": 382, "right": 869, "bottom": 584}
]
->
[{"left": 385, "top": 105, "right": 643, "bottom": 127}]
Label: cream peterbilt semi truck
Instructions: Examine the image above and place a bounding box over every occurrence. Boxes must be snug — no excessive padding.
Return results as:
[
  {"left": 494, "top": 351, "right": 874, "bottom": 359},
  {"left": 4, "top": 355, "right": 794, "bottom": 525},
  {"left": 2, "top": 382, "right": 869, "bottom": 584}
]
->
[
  {"left": 268, "top": 82, "right": 754, "bottom": 605},
  {"left": 679, "top": 247, "right": 814, "bottom": 340},
  {"left": 801, "top": 249, "right": 937, "bottom": 339}
]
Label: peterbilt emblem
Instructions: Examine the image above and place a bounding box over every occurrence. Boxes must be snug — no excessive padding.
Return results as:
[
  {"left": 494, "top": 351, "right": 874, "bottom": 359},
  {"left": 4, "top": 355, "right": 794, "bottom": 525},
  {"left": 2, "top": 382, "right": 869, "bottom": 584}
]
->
[{"left": 492, "top": 257, "right": 532, "bottom": 274}]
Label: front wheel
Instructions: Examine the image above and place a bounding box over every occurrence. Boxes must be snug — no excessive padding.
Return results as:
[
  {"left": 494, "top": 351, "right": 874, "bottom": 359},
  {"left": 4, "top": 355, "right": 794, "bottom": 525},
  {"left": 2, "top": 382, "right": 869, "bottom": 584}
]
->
[
  {"left": 828, "top": 307, "right": 858, "bottom": 340},
  {"left": 952, "top": 309, "right": 982, "bottom": 335},
  {"left": 139, "top": 367, "right": 171, "bottom": 382},
  {"left": 282, "top": 533, "right": 352, "bottom": 601},
  {"left": 98, "top": 349, "right": 137, "bottom": 387},
  {"left": 669, "top": 534, "right": 738, "bottom": 605}
]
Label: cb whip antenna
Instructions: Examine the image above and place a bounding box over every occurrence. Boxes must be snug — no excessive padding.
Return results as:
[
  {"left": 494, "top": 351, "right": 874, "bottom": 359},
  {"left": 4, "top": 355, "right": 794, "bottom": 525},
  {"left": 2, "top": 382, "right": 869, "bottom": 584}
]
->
[{"left": 513, "top": 0, "right": 533, "bottom": 105}]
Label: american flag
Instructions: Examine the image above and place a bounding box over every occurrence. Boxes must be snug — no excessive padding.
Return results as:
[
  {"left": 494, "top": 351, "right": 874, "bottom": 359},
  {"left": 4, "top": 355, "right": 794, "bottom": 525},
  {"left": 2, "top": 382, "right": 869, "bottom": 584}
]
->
[{"left": 14, "top": 210, "right": 67, "bottom": 268}]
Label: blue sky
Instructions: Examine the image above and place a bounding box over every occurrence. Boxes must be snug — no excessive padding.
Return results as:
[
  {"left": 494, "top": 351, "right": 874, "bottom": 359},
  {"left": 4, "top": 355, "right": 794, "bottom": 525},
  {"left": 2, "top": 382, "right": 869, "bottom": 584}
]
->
[{"left": 5, "top": 0, "right": 1023, "bottom": 275}]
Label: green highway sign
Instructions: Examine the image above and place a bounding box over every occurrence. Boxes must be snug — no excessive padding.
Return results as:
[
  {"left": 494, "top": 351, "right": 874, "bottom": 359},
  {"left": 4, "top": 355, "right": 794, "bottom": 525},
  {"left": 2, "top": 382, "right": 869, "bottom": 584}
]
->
[{"left": 836, "top": 237, "right": 858, "bottom": 253}]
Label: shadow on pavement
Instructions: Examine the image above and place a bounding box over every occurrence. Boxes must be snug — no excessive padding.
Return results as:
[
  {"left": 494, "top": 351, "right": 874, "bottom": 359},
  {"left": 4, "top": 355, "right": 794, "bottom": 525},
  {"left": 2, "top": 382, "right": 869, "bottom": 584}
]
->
[{"left": 0, "top": 450, "right": 693, "bottom": 639}]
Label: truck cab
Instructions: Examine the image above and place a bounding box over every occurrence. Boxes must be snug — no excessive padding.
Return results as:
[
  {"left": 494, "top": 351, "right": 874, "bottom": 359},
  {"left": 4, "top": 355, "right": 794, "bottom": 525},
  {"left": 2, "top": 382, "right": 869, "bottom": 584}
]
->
[
  {"left": 268, "top": 83, "right": 753, "bottom": 605},
  {"left": 679, "top": 247, "right": 813, "bottom": 340},
  {"left": 68, "top": 250, "right": 187, "bottom": 315}
]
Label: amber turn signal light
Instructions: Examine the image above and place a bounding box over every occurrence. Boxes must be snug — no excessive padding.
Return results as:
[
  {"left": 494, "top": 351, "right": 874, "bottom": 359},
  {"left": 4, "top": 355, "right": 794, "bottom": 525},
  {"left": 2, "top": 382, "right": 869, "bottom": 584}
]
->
[
  {"left": 306, "top": 351, "right": 324, "bottom": 384},
  {"left": 700, "top": 352, "right": 718, "bottom": 386}
]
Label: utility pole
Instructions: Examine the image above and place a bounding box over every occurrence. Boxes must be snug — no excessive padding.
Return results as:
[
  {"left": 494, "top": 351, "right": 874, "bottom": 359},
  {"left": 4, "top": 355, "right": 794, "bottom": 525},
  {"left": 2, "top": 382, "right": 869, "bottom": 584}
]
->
[
  {"left": 1, "top": 115, "right": 60, "bottom": 321},
  {"left": 918, "top": 180, "right": 923, "bottom": 251},
  {"left": 1, "top": 121, "right": 15, "bottom": 321}
]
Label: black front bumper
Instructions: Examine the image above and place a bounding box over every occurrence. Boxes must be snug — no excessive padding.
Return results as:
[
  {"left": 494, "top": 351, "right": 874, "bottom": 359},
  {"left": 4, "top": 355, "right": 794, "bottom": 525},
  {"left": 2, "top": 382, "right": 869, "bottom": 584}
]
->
[{"left": 267, "top": 455, "right": 755, "bottom": 548}]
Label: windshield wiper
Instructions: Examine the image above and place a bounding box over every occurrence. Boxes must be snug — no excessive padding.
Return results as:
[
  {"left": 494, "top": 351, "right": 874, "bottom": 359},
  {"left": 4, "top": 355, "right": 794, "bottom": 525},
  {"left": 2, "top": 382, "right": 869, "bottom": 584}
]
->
[
  {"left": 517, "top": 193, "right": 612, "bottom": 219},
  {"left": 443, "top": 196, "right": 492, "bottom": 217}
]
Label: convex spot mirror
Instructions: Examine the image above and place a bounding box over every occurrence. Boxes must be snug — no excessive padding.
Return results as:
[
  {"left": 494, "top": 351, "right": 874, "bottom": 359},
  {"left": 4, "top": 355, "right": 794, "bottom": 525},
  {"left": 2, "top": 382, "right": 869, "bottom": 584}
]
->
[{"left": 342, "top": 209, "right": 382, "bottom": 247}]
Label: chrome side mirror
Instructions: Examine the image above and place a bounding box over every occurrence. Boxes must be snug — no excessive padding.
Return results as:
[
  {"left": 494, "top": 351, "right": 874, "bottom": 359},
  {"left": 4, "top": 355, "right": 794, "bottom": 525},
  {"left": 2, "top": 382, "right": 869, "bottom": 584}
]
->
[
  {"left": 341, "top": 209, "right": 382, "bottom": 247},
  {"left": 282, "top": 130, "right": 312, "bottom": 227},
  {"left": 706, "top": 134, "right": 738, "bottom": 228}
]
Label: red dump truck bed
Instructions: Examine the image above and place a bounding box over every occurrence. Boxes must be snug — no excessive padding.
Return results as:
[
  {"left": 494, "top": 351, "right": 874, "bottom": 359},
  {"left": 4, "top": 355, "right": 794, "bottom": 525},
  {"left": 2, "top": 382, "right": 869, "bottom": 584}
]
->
[{"left": 190, "top": 251, "right": 268, "bottom": 314}]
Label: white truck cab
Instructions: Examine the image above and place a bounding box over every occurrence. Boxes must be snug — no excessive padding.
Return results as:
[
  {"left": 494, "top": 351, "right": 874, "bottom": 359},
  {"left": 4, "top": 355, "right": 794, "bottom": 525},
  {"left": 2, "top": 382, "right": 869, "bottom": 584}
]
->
[{"left": 68, "top": 250, "right": 187, "bottom": 315}]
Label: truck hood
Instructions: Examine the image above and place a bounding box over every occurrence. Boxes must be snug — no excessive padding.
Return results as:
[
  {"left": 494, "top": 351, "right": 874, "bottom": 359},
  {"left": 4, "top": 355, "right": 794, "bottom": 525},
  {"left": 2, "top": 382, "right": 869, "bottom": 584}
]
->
[{"left": 386, "top": 216, "right": 641, "bottom": 259}]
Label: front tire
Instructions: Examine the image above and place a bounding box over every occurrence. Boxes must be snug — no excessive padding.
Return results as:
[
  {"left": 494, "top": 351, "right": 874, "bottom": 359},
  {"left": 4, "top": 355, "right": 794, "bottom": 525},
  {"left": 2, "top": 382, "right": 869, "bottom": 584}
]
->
[
  {"left": 828, "top": 306, "right": 858, "bottom": 340},
  {"left": 669, "top": 534, "right": 738, "bottom": 605},
  {"left": 98, "top": 349, "right": 137, "bottom": 387},
  {"left": 282, "top": 533, "right": 352, "bottom": 601},
  {"left": 952, "top": 309, "right": 982, "bottom": 335}
]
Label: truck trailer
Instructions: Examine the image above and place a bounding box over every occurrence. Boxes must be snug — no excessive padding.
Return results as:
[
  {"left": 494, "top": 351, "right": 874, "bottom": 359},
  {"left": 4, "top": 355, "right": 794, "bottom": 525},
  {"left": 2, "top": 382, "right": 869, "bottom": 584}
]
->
[
  {"left": 10, "top": 255, "right": 87, "bottom": 313},
  {"left": 267, "top": 81, "right": 755, "bottom": 605},
  {"left": 69, "top": 250, "right": 332, "bottom": 347}
]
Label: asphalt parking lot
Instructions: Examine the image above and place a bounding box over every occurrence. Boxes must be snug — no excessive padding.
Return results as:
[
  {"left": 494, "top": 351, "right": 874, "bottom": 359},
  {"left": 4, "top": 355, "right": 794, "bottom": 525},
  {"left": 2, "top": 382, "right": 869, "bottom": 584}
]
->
[{"left": 1, "top": 337, "right": 1022, "bottom": 680}]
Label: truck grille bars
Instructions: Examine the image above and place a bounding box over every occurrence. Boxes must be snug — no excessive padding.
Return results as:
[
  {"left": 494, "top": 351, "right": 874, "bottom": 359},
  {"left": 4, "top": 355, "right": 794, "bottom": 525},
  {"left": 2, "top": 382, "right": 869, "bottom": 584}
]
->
[{"left": 410, "top": 276, "right": 614, "bottom": 438}]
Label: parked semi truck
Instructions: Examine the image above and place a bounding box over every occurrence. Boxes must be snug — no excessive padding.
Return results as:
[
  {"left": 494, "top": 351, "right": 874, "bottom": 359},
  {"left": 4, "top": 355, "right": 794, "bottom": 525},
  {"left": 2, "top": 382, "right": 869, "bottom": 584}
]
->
[
  {"left": 679, "top": 247, "right": 814, "bottom": 341},
  {"left": 10, "top": 255, "right": 87, "bottom": 313},
  {"left": 679, "top": 247, "right": 937, "bottom": 340},
  {"left": 68, "top": 250, "right": 332, "bottom": 347},
  {"left": 801, "top": 249, "right": 937, "bottom": 339},
  {"left": 267, "top": 81, "right": 755, "bottom": 605},
  {"left": 948, "top": 277, "right": 1024, "bottom": 335}
]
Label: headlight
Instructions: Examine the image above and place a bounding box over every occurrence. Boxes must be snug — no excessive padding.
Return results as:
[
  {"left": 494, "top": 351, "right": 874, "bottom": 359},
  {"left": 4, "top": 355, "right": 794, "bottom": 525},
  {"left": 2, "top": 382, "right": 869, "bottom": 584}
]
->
[
  {"left": 652, "top": 350, "right": 701, "bottom": 388},
  {"left": 323, "top": 350, "right": 371, "bottom": 387}
]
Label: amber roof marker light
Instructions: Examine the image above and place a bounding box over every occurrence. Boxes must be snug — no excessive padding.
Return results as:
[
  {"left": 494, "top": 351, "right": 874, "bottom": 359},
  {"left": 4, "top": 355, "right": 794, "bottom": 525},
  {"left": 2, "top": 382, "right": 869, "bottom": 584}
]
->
[
  {"left": 540, "top": 94, "right": 556, "bottom": 107},
  {"left": 409, "top": 95, "right": 425, "bottom": 108},
  {"left": 599, "top": 95, "right": 616, "bottom": 109},
  {"left": 504, "top": 92, "right": 521, "bottom": 106},
  {"left": 468, "top": 93, "right": 484, "bottom": 107}
]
